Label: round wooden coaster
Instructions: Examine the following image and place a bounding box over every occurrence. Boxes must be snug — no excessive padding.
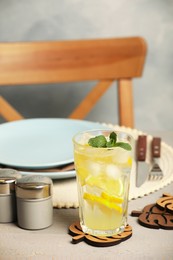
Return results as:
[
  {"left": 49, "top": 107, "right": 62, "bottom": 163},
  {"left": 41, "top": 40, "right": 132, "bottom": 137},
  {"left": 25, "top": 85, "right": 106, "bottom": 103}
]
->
[{"left": 69, "top": 221, "right": 132, "bottom": 247}]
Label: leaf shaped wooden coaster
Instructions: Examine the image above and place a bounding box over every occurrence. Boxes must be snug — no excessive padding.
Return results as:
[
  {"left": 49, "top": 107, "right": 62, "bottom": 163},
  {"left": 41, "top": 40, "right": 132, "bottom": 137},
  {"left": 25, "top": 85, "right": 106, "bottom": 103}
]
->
[
  {"left": 131, "top": 193, "right": 173, "bottom": 229},
  {"left": 69, "top": 221, "right": 132, "bottom": 247}
]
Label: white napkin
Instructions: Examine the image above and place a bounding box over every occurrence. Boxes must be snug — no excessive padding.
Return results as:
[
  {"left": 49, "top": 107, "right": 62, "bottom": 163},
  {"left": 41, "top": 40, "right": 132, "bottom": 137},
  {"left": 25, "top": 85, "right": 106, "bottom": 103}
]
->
[{"left": 53, "top": 178, "right": 79, "bottom": 208}]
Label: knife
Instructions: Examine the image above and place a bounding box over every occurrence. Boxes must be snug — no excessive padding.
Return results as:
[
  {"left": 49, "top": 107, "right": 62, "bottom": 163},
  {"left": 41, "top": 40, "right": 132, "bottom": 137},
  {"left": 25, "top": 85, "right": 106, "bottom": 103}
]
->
[{"left": 136, "top": 135, "right": 149, "bottom": 187}]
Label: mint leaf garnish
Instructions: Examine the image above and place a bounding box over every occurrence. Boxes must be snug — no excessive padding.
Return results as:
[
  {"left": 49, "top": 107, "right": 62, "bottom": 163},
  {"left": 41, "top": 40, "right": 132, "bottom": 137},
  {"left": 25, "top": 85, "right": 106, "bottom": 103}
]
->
[
  {"left": 88, "top": 135, "right": 107, "bottom": 148},
  {"left": 106, "top": 139, "right": 115, "bottom": 147},
  {"left": 106, "top": 131, "right": 117, "bottom": 147},
  {"left": 110, "top": 132, "right": 117, "bottom": 142},
  {"left": 114, "top": 142, "right": 132, "bottom": 151},
  {"left": 88, "top": 132, "right": 132, "bottom": 151}
]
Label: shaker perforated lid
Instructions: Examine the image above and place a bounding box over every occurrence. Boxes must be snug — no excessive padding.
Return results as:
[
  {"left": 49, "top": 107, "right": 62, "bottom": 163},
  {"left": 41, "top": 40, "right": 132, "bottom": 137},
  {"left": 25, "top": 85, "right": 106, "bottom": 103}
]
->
[
  {"left": 0, "top": 168, "right": 21, "bottom": 195},
  {"left": 16, "top": 175, "right": 53, "bottom": 199}
]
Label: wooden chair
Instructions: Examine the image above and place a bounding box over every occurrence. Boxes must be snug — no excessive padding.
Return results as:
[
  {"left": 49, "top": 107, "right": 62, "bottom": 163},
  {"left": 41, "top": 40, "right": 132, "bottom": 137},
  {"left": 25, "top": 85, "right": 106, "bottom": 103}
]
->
[{"left": 0, "top": 37, "right": 147, "bottom": 127}]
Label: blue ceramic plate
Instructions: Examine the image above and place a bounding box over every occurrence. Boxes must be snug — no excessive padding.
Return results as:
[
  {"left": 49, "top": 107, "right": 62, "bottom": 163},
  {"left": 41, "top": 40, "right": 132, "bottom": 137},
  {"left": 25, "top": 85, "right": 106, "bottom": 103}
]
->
[
  {"left": 20, "top": 169, "right": 76, "bottom": 180},
  {"left": 0, "top": 118, "right": 108, "bottom": 169}
]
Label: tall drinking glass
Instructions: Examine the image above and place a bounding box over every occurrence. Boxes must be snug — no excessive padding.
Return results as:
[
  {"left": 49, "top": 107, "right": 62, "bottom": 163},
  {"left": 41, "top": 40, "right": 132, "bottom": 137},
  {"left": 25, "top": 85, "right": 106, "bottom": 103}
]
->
[{"left": 73, "top": 129, "right": 134, "bottom": 236}]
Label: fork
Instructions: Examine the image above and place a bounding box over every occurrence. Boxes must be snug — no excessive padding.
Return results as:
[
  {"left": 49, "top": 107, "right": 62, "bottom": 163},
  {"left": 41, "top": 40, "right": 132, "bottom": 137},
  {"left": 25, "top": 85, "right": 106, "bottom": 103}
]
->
[{"left": 148, "top": 137, "right": 163, "bottom": 180}]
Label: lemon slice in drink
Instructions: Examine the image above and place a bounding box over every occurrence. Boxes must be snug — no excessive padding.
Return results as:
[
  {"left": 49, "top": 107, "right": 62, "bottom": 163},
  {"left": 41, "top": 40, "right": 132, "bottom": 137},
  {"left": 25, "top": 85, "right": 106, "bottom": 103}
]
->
[
  {"left": 83, "top": 192, "right": 123, "bottom": 213},
  {"left": 106, "top": 178, "right": 124, "bottom": 197},
  {"left": 85, "top": 176, "right": 123, "bottom": 197},
  {"left": 101, "top": 192, "right": 123, "bottom": 203}
]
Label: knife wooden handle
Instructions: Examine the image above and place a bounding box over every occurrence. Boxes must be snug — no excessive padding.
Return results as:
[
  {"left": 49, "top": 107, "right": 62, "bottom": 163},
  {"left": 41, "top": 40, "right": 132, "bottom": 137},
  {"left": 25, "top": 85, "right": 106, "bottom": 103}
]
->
[
  {"left": 152, "top": 137, "right": 161, "bottom": 158},
  {"left": 137, "top": 135, "right": 147, "bottom": 161}
]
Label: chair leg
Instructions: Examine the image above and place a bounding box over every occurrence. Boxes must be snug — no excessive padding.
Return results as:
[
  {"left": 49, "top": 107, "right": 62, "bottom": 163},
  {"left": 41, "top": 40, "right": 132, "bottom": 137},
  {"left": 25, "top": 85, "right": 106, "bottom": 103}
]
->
[
  {"left": 0, "top": 96, "right": 24, "bottom": 122},
  {"left": 118, "top": 79, "right": 134, "bottom": 128}
]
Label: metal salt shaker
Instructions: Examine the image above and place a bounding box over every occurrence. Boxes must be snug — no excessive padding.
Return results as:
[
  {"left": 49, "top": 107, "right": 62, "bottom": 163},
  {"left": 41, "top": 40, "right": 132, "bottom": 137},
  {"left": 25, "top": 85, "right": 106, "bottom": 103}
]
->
[
  {"left": 0, "top": 168, "right": 21, "bottom": 223},
  {"left": 16, "top": 175, "right": 53, "bottom": 230}
]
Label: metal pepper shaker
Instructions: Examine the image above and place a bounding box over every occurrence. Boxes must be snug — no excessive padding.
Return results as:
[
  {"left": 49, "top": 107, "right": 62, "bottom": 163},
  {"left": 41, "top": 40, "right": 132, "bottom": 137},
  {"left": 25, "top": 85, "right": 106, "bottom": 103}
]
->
[
  {"left": 0, "top": 168, "right": 21, "bottom": 223},
  {"left": 16, "top": 175, "right": 53, "bottom": 230}
]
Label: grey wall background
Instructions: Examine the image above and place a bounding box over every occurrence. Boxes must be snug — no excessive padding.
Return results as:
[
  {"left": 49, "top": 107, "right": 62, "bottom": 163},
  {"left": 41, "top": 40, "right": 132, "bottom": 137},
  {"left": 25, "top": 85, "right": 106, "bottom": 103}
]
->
[{"left": 0, "top": 0, "right": 173, "bottom": 131}]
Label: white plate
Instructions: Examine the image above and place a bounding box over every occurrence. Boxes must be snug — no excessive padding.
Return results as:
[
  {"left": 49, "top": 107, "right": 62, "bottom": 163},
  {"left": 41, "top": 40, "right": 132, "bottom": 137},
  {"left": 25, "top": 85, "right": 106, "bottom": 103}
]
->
[
  {"left": 0, "top": 118, "right": 108, "bottom": 169},
  {"left": 20, "top": 169, "right": 76, "bottom": 180}
]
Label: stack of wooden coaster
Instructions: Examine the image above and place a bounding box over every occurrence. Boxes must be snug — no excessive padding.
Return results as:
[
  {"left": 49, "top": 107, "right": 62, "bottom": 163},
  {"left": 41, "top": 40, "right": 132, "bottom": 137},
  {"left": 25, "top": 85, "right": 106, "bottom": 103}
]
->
[{"left": 131, "top": 193, "right": 173, "bottom": 229}]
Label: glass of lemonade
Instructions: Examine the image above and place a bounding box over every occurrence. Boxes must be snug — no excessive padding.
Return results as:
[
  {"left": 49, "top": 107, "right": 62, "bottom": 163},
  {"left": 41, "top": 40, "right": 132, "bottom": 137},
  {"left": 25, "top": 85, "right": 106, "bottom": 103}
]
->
[{"left": 73, "top": 129, "right": 134, "bottom": 237}]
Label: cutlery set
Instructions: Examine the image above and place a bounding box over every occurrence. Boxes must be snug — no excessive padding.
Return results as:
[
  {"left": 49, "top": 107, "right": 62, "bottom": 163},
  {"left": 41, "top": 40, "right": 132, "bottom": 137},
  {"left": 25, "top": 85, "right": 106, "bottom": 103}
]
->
[{"left": 136, "top": 135, "right": 163, "bottom": 187}]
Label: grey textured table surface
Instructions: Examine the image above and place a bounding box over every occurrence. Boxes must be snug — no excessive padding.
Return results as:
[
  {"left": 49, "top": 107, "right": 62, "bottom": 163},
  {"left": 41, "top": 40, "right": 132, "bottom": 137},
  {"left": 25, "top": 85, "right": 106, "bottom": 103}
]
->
[{"left": 0, "top": 131, "right": 173, "bottom": 260}]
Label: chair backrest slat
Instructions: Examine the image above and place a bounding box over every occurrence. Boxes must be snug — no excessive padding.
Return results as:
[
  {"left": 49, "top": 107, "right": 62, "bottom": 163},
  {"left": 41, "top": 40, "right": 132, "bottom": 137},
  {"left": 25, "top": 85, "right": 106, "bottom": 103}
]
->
[
  {"left": 0, "top": 37, "right": 146, "bottom": 85},
  {"left": 0, "top": 37, "right": 147, "bottom": 127}
]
